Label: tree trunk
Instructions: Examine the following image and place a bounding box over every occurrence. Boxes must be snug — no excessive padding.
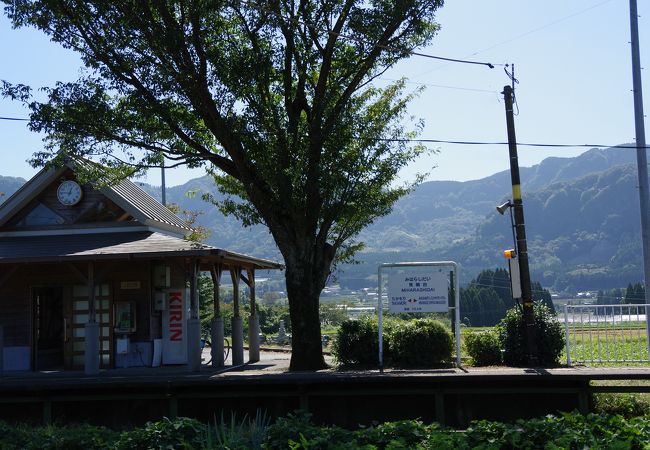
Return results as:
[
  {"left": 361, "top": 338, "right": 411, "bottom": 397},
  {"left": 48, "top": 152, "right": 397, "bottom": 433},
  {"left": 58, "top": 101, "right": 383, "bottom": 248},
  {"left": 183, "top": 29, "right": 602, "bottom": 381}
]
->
[{"left": 284, "top": 258, "right": 328, "bottom": 371}]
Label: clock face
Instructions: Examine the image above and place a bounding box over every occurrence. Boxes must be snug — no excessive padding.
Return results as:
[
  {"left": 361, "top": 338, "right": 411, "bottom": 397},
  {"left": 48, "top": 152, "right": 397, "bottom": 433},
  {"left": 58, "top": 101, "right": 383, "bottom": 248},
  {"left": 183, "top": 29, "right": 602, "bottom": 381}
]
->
[{"left": 57, "top": 180, "right": 83, "bottom": 206}]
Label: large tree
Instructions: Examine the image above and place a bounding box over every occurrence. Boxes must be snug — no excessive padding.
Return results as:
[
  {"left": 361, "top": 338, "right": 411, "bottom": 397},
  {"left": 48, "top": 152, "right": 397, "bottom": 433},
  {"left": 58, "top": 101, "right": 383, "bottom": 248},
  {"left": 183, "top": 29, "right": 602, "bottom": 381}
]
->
[{"left": 2, "top": 0, "right": 443, "bottom": 370}]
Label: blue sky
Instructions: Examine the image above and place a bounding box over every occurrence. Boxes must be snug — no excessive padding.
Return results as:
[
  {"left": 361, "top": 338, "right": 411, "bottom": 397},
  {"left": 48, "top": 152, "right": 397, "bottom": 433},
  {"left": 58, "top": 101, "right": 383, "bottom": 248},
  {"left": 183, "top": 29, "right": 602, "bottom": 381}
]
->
[{"left": 1, "top": 0, "right": 648, "bottom": 187}]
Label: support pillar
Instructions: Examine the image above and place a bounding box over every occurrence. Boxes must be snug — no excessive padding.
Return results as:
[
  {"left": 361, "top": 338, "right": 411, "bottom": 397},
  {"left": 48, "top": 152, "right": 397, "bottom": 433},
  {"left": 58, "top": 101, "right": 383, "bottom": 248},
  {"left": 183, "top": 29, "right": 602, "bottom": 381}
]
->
[
  {"left": 187, "top": 259, "right": 201, "bottom": 372},
  {"left": 84, "top": 322, "right": 99, "bottom": 375},
  {"left": 210, "top": 264, "right": 224, "bottom": 367},
  {"left": 84, "top": 261, "right": 99, "bottom": 375},
  {"left": 246, "top": 268, "right": 260, "bottom": 362},
  {"left": 231, "top": 316, "right": 244, "bottom": 366},
  {"left": 0, "top": 325, "right": 4, "bottom": 375},
  {"left": 248, "top": 314, "right": 260, "bottom": 363},
  {"left": 212, "top": 317, "right": 225, "bottom": 366},
  {"left": 230, "top": 268, "right": 244, "bottom": 365}
]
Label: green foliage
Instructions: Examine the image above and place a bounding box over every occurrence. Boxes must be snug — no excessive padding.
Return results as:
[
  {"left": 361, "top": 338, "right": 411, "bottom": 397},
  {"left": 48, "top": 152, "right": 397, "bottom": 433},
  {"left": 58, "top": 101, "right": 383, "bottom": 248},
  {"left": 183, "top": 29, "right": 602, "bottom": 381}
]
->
[
  {"left": 355, "top": 420, "right": 434, "bottom": 449},
  {"left": 265, "top": 412, "right": 650, "bottom": 449},
  {"left": 3, "top": 0, "right": 445, "bottom": 371},
  {"left": 3, "top": 412, "right": 650, "bottom": 449},
  {"left": 333, "top": 317, "right": 452, "bottom": 368},
  {"left": 257, "top": 302, "right": 292, "bottom": 335},
  {"left": 497, "top": 302, "right": 565, "bottom": 367},
  {"left": 532, "top": 281, "right": 556, "bottom": 314},
  {"left": 332, "top": 316, "right": 387, "bottom": 366},
  {"left": 625, "top": 282, "right": 646, "bottom": 304},
  {"left": 208, "top": 410, "right": 270, "bottom": 450},
  {"left": 0, "top": 421, "right": 117, "bottom": 450},
  {"left": 389, "top": 319, "right": 453, "bottom": 367},
  {"left": 459, "top": 269, "right": 556, "bottom": 328},
  {"left": 464, "top": 330, "right": 502, "bottom": 366},
  {"left": 198, "top": 274, "right": 292, "bottom": 340},
  {"left": 593, "top": 393, "right": 650, "bottom": 418},
  {"left": 114, "top": 417, "right": 206, "bottom": 449},
  {"left": 264, "top": 411, "right": 353, "bottom": 450},
  {"left": 319, "top": 303, "right": 349, "bottom": 327}
]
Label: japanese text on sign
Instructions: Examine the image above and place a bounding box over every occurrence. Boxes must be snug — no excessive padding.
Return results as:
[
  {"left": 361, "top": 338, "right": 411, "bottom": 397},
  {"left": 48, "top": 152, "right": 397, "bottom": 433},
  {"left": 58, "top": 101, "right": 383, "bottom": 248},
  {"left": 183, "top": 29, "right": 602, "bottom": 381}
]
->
[{"left": 387, "top": 272, "right": 448, "bottom": 313}]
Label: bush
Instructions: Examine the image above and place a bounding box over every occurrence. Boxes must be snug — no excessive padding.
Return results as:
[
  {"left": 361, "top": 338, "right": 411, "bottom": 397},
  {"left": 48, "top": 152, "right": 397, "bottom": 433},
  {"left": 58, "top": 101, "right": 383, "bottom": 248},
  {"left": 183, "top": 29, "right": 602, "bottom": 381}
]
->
[
  {"left": 114, "top": 417, "right": 206, "bottom": 449},
  {"left": 390, "top": 319, "right": 453, "bottom": 367},
  {"left": 356, "top": 419, "right": 435, "bottom": 449},
  {"left": 464, "top": 330, "right": 502, "bottom": 366},
  {"left": 0, "top": 422, "right": 118, "bottom": 450},
  {"left": 264, "top": 412, "right": 650, "bottom": 449},
  {"left": 332, "top": 316, "right": 388, "bottom": 366},
  {"left": 496, "top": 302, "right": 565, "bottom": 367},
  {"left": 593, "top": 393, "right": 650, "bottom": 418},
  {"left": 334, "top": 317, "right": 453, "bottom": 368},
  {"left": 207, "top": 410, "right": 270, "bottom": 450},
  {"left": 264, "top": 411, "right": 353, "bottom": 450}
]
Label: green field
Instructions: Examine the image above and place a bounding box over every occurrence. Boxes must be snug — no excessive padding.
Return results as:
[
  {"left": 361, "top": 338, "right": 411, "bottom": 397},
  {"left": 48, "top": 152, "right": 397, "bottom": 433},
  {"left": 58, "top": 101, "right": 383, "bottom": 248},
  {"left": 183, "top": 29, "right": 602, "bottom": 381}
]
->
[{"left": 564, "top": 324, "right": 649, "bottom": 365}]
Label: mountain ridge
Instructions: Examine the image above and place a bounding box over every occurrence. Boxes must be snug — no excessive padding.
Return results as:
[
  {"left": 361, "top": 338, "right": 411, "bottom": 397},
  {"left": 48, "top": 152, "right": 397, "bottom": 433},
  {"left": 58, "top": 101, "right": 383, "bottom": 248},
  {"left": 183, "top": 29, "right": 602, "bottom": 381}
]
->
[{"left": 0, "top": 145, "right": 641, "bottom": 291}]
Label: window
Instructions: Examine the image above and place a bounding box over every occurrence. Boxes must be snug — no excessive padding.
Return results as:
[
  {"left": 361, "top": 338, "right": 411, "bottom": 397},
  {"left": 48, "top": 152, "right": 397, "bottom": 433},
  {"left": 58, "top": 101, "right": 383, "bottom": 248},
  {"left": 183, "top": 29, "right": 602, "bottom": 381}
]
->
[{"left": 15, "top": 203, "right": 65, "bottom": 227}]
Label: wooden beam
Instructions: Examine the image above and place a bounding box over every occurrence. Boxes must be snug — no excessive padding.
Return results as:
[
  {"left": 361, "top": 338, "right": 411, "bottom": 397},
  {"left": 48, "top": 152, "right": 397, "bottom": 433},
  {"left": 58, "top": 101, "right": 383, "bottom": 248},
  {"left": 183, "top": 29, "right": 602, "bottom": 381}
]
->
[
  {"left": 230, "top": 268, "right": 240, "bottom": 318},
  {"left": 88, "top": 261, "right": 96, "bottom": 323},
  {"left": 189, "top": 259, "right": 199, "bottom": 320},
  {"left": 67, "top": 263, "right": 88, "bottom": 283},
  {"left": 210, "top": 264, "right": 222, "bottom": 318},
  {"left": 247, "top": 268, "right": 256, "bottom": 315},
  {"left": 95, "top": 262, "right": 118, "bottom": 280},
  {"left": 0, "top": 266, "right": 19, "bottom": 290}
]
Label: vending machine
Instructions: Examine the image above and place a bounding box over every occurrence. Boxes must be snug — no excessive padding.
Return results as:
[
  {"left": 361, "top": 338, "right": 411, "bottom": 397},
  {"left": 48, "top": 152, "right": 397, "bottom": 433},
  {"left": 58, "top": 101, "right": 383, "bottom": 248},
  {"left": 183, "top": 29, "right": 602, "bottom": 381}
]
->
[{"left": 161, "top": 288, "right": 189, "bottom": 364}]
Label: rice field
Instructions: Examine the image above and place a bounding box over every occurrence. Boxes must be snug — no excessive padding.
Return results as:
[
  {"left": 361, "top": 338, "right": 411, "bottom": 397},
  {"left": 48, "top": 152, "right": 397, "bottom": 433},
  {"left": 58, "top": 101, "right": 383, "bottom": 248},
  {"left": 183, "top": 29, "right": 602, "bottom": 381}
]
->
[
  {"left": 562, "top": 305, "right": 650, "bottom": 366},
  {"left": 563, "top": 324, "right": 649, "bottom": 365}
]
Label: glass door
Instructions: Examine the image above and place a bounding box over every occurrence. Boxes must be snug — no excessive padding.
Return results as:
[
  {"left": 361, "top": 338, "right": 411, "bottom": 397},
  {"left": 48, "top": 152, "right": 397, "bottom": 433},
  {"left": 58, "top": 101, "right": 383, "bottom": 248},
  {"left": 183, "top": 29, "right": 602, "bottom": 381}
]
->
[
  {"left": 32, "top": 286, "right": 64, "bottom": 370},
  {"left": 65, "top": 284, "right": 112, "bottom": 369}
]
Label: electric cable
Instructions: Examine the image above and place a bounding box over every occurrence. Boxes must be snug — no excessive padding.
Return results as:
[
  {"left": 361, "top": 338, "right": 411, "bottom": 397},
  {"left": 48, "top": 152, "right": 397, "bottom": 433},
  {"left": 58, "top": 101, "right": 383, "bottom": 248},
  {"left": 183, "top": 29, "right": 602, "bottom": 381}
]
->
[{"left": 1, "top": 115, "right": 647, "bottom": 150}]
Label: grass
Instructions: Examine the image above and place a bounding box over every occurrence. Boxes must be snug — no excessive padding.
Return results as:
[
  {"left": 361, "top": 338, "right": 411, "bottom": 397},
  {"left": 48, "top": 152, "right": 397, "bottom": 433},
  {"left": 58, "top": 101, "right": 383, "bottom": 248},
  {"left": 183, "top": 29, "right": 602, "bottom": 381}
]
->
[
  {"left": 591, "top": 379, "right": 650, "bottom": 417},
  {"left": 564, "top": 326, "right": 649, "bottom": 365}
]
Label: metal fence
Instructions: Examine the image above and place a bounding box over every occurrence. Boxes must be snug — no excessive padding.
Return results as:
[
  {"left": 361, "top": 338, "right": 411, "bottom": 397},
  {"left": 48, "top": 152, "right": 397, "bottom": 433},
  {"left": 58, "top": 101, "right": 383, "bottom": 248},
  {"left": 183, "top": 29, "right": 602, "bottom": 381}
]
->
[{"left": 563, "top": 304, "right": 650, "bottom": 365}]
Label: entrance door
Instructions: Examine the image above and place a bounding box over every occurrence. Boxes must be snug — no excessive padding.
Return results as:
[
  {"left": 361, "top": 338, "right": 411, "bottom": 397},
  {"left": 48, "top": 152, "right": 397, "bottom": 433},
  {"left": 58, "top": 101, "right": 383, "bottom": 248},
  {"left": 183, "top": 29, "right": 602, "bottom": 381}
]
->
[
  {"left": 32, "top": 286, "right": 64, "bottom": 370},
  {"left": 65, "top": 284, "right": 113, "bottom": 369}
]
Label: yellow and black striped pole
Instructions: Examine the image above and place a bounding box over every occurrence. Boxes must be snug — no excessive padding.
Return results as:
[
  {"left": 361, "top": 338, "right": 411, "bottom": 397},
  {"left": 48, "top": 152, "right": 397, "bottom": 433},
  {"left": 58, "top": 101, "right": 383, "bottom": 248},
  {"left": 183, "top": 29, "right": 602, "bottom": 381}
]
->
[{"left": 503, "top": 84, "right": 538, "bottom": 365}]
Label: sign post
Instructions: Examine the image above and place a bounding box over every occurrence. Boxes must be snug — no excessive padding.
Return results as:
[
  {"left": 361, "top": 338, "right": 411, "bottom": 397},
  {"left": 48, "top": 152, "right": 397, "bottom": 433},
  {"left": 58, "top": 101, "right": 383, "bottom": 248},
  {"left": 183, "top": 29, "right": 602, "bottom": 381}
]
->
[{"left": 378, "top": 261, "right": 461, "bottom": 373}]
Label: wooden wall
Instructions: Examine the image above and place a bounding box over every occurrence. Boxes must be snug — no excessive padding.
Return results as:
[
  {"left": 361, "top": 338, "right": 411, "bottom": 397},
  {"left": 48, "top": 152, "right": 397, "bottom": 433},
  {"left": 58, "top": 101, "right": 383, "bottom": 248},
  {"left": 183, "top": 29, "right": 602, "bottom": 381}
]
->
[{"left": 0, "top": 258, "right": 191, "bottom": 369}]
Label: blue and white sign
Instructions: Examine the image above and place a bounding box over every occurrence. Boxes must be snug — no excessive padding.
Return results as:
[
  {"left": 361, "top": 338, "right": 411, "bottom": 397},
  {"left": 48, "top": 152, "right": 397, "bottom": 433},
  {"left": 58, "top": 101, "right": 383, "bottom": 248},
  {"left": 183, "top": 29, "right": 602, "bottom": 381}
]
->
[{"left": 388, "top": 272, "right": 448, "bottom": 313}]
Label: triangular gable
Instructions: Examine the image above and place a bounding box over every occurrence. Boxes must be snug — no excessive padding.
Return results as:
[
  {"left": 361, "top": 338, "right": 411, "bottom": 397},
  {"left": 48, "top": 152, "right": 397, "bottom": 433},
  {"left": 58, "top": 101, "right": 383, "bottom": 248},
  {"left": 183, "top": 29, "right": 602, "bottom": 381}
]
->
[{"left": 0, "top": 160, "right": 191, "bottom": 237}]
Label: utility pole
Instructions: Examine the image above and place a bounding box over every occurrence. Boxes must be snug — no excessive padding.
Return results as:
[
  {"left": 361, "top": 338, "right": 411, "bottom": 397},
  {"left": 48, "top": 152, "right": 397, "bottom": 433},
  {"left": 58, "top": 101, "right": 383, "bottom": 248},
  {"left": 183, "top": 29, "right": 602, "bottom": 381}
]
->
[
  {"left": 161, "top": 157, "right": 167, "bottom": 206},
  {"left": 629, "top": 0, "right": 650, "bottom": 356},
  {"left": 502, "top": 84, "right": 538, "bottom": 365}
]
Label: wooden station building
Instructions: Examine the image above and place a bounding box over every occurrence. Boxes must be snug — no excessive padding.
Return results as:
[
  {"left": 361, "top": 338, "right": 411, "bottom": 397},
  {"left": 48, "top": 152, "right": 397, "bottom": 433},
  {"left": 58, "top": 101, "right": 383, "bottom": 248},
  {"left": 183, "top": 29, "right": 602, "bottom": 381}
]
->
[{"left": 0, "top": 160, "right": 282, "bottom": 374}]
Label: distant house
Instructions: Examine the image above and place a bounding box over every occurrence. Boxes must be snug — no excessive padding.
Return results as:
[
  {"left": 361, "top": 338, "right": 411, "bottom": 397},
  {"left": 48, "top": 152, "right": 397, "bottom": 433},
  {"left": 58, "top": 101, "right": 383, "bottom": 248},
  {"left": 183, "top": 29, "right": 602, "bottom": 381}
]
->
[{"left": 0, "top": 159, "right": 281, "bottom": 374}]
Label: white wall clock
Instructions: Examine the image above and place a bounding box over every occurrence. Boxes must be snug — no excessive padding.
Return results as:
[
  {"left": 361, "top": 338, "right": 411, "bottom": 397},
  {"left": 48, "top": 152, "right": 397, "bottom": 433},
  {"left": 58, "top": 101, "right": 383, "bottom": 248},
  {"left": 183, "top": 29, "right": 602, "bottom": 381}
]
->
[{"left": 56, "top": 180, "right": 83, "bottom": 206}]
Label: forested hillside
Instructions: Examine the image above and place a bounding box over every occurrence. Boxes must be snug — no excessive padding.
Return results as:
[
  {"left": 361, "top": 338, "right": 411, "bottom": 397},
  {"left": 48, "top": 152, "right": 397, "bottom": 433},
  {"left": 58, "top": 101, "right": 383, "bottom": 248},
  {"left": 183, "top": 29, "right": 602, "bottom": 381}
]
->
[{"left": 0, "top": 145, "right": 643, "bottom": 291}]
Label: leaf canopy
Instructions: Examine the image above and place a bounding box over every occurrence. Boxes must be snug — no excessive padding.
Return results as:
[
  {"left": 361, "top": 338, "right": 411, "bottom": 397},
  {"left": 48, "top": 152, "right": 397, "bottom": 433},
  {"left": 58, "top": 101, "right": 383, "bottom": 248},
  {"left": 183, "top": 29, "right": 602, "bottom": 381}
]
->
[{"left": 3, "top": 0, "right": 443, "bottom": 263}]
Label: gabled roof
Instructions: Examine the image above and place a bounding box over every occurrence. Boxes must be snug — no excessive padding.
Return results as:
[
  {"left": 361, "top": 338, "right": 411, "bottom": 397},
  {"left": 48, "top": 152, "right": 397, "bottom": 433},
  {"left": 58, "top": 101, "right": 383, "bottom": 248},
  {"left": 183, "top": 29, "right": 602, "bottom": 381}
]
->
[
  {"left": 0, "top": 159, "right": 191, "bottom": 236},
  {"left": 0, "top": 231, "right": 283, "bottom": 270},
  {"left": 102, "top": 177, "right": 191, "bottom": 235}
]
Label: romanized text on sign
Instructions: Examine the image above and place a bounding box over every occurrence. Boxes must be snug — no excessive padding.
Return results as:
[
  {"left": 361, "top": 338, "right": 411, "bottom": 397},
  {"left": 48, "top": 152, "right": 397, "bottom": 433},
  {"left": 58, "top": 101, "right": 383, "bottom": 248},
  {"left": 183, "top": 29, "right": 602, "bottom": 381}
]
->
[{"left": 387, "top": 272, "right": 448, "bottom": 313}]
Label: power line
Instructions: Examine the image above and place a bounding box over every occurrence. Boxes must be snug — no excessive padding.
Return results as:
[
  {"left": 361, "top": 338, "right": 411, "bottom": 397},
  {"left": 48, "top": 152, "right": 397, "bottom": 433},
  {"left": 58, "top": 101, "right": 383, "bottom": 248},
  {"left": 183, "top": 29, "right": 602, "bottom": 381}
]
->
[
  {"left": 0, "top": 116, "right": 29, "bottom": 121},
  {"left": 413, "top": 0, "right": 615, "bottom": 79},
  {"left": 377, "top": 77, "right": 499, "bottom": 94},
  {"left": 466, "top": 0, "right": 615, "bottom": 59},
  {"left": 1, "top": 115, "right": 646, "bottom": 150},
  {"left": 316, "top": 25, "right": 500, "bottom": 68},
  {"left": 375, "top": 138, "right": 650, "bottom": 150},
  {"left": 235, "top": 0, "right": 503, "bottom": 69}
]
